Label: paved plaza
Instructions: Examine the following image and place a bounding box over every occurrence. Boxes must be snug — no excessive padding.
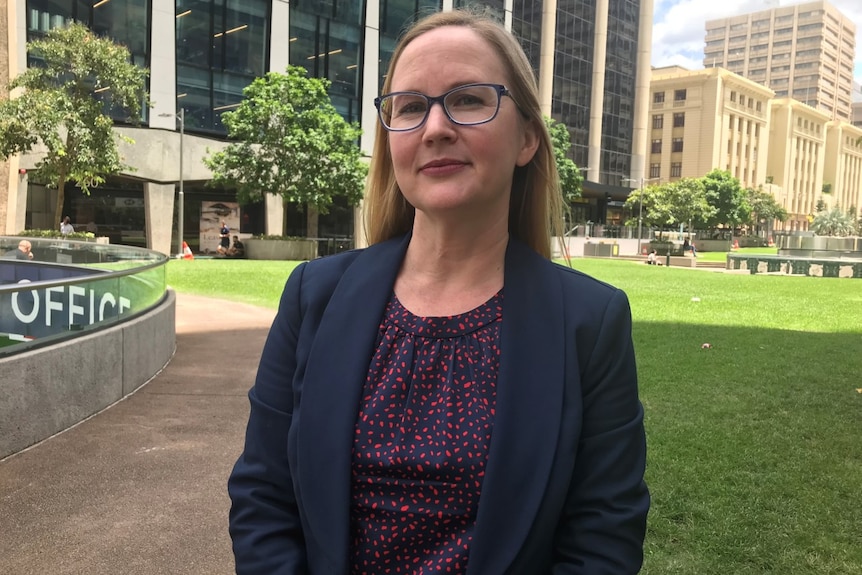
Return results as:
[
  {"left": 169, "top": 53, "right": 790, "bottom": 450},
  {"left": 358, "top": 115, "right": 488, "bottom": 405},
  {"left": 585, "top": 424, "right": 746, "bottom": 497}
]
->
[{"left": 0, "top": 294, "right": 276, "bottom": 575}]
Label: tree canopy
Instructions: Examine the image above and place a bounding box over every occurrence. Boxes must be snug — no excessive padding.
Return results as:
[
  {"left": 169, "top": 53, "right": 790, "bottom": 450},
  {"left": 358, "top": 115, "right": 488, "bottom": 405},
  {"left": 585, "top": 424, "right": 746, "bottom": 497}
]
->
[
  {"left": 624, "top": 178, "right": 713, "bottom": 235},
  {"left": 745, "top": 186, "right": 787, "bottom": 230},
  {"left": 204, "top": 66, "right": 366, "bottom": 219},
  {"left": 699, "top": 169, "right": 750, "bottom": 230},
  {"left": 544, "top": 116, "right": 583, "bottom": 203},
  {"left": 0, "top": 23, "right": 149, "bottom": 221}
]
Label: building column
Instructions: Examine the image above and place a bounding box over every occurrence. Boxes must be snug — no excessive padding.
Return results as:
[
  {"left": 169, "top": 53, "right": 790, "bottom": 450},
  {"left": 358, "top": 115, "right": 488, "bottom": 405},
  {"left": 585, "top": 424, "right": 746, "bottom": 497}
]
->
[
  {"left": 264, "top": 193, "right": 284, "bottom": 236},
  {"left": 149, "top": 0, "right": 178, "bottom": 129},
  {"left": 270, "top": 0, "right": 290, "bottom": 72},
  {"left": 261, "top": 1, "right": 290, "bottom": 239},
  {"left": 538, "top": 0, "right": 557, "bottom": 116},
  {"left": 588, "top": 0, "right": 609, "bottom": 179},
  {"left": 2, "top": 0, "right": 24, "bottom": 234},
  {"left": 629, "top": 0, "right": 654, "bottom": 184},
  {"left": 144, "top": 183, "right": 175, "bottom": 256},
  {"left": 355, "top": 0, "right": 381, "bottom": 249}
]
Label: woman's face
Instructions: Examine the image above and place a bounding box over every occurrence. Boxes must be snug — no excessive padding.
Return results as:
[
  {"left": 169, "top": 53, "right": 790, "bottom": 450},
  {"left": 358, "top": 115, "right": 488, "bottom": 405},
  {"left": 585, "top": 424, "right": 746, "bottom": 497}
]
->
[{"left": 387, "top": 26, "right": 538, "bottom": 225}]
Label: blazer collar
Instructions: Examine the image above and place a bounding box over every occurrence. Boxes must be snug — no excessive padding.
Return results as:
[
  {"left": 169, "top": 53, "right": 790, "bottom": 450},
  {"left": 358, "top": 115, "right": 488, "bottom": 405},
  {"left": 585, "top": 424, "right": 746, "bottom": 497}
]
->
[{"left": 297, "top": 235, "right": 564, "bottom": 575}]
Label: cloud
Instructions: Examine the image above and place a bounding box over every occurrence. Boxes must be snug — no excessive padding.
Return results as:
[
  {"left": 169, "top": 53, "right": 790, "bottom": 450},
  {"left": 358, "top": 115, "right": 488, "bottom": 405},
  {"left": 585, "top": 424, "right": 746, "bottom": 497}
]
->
[{"left": 652, "top": 0, "right": 862, "bottom": 83}]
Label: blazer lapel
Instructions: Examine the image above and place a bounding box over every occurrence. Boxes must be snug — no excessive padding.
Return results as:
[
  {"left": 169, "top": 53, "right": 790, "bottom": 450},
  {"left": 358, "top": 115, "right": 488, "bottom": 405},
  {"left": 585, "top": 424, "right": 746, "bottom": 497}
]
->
[
  {"left": 296, "top": 235, "right": 409, "bottom": 573},
  {"left": 467, "top": 239, "right": 566, "bottom": 575}
]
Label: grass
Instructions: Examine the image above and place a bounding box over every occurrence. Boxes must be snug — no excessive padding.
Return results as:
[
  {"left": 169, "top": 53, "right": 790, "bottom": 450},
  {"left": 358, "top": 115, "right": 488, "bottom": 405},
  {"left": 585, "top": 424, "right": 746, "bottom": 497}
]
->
[{"left": 167, "top": 258, "right": 862, "bottom": 574}]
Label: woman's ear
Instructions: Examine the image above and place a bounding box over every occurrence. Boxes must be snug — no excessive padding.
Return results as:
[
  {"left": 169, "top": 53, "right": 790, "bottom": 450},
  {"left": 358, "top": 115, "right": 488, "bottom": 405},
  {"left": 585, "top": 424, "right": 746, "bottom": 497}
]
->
[{"left": 516, "top": 119, "right": 540, "bottom": 167}]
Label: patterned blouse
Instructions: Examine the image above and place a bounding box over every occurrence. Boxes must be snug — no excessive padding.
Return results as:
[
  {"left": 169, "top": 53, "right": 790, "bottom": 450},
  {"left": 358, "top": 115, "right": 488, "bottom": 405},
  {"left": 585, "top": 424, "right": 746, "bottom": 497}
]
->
[{"left": 350, "top": 291, "right": 503, "bottom": 574}]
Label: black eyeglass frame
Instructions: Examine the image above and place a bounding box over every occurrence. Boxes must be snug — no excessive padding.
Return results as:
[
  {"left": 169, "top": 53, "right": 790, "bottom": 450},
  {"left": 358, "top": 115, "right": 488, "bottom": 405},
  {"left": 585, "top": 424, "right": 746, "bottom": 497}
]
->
[{"left": 374, "top": 83, "right": 516, "bottom": 132}]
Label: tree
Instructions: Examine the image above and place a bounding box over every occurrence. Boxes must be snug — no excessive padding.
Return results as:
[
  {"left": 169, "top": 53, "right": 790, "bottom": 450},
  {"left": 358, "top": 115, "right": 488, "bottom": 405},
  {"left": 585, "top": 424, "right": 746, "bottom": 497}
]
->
[
  {"left": 810, "top": 206, "right": 855, "bottom": 237},
  {"left": 625, "top": 178, "right": 713, "bottom": 237},
  {"left": 699, "top": 169, "right": 750, "bottom": 232},
  {"left": 0, "top": 23, "right": 149, "bottom": 222},
  {"left": 205, "top": 66, "right": 366, "bottom": 235},
  {"left": 745, "top": 186, "right": 787, "bottom": 235},
  {"left": 544, "top": 117, "right": 583, "bottom": 202}
]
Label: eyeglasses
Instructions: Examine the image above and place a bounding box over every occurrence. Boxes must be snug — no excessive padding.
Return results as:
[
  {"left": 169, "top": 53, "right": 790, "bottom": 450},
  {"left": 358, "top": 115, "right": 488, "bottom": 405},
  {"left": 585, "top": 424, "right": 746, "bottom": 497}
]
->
[{"left": 374, "top": 83, "right": 514, "bottom": 132}]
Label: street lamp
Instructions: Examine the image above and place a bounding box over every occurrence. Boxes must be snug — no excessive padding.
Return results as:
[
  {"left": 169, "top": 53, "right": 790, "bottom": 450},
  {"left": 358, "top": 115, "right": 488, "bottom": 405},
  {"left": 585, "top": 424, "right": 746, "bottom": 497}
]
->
[
  {"left": 159, "top": 108, "right": 184, "bottom": 257},
  {"left": 622, "top": 176, "right": 660, "bottom": 256}
]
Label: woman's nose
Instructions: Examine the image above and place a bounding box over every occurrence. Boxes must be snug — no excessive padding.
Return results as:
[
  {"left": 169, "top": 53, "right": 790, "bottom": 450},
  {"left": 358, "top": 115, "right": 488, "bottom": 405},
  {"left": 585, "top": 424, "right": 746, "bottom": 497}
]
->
[{"left": 422, "top": 102, "right": 456, "bottom": 139}]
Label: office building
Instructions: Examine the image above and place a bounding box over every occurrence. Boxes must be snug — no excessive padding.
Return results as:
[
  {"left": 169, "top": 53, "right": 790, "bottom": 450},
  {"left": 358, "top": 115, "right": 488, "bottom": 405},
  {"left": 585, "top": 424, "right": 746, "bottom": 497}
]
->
[
  {"left": 1, "top": 0, "right": 654, "bottom": 253},
  {"left": 649, "top": 65, "right": 862, "bottom": 232},
  {"left": 648, "top": 65, "right": 774, "bottom": 189},
  {"left": 703, "top": 0, "right": 856, "bottom": 121}
]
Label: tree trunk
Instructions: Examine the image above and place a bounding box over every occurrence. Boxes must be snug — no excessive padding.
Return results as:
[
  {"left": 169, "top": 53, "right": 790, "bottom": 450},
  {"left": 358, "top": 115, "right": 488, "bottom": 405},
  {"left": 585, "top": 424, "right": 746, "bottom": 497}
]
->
[
  {"left": 306, "top": 204, "right": 319, "bottom": 239},
  {"left": 54, "top": 178, "right": 66, "bottom": 231}
]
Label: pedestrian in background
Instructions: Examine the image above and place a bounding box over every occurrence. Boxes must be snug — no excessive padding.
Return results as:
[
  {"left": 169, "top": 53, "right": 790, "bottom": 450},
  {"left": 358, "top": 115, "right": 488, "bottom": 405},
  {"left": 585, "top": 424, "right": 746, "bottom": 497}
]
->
[{"left": 60, "top": 216, "right": 74, "bottom": 235}]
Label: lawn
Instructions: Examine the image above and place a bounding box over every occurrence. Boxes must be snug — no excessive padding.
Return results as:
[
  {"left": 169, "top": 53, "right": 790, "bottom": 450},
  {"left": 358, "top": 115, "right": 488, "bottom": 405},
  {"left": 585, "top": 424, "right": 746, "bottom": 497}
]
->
[{"left": 167, "top": 257, "right": 862, "bottom": 574}]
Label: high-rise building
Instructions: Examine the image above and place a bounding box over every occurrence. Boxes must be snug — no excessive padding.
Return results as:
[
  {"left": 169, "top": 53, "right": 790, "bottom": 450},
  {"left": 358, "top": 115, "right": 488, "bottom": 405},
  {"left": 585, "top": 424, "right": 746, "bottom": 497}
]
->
[
  {"left": 703, "top": 0, "right": 856, "bottom": 121},
  {"left": 2, "top": 0, "right": 654, "bottom": 253}
]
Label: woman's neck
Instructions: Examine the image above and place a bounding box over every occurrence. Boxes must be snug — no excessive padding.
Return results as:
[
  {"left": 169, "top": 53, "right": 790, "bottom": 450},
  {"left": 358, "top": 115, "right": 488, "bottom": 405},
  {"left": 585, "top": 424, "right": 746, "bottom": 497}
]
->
[{"left": 394, "top": 221, "right": 508, "bottom": 317}]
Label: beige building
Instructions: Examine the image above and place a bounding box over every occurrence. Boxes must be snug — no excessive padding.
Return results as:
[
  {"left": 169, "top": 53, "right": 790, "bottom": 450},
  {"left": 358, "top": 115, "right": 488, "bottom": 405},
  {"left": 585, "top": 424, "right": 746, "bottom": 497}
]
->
[
  {"left": 648, "top": 66, "right": 773, "bottom": 189},
  {"left": 649, "top": 66, "right": 862, "bottom": 232},
  {"left": 823, "top": 121, "right": 862, "bottom": 213},
  {"left": 704, "top": 0, "right": 856, "bottom": 122},
  {"left": 766, "top": 99, "right": 830, "bottom": 230}
]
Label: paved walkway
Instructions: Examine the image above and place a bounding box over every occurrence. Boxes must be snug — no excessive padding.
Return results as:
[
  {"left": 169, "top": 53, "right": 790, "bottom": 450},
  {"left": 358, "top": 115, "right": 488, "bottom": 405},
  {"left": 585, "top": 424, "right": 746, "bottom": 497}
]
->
[{"left": 0, "top": 294, "right": 276, "bottom": 575}]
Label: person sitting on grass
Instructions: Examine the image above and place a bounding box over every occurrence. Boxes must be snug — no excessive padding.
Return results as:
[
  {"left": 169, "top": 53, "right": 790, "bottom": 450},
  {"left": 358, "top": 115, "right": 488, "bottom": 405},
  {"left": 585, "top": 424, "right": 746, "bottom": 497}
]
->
[
  {"left": 646, "top": 249, "right": 657, "bottom": 265},
  {"left": 227, "top": 235, "right": 245, "bottom": 258}
]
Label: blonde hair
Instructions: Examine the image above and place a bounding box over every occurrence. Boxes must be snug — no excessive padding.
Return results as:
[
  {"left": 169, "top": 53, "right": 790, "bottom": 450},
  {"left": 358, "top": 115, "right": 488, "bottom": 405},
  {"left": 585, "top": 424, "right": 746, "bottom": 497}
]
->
[{"left": 364, "top": 9, "right": 564, "bottom": 259}]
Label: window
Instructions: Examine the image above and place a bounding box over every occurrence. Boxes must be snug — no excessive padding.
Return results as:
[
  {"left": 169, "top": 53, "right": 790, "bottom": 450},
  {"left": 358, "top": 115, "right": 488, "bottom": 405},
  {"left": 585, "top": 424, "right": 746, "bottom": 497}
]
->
[
  {"left": 652, "top": 114, "right": 664, "bottom": 129},
  {"left": 674, "top": 89, "right": 687, "bottom": 101},
  {"left": 654, "top": 91, "right": 665, "bottom": 104},
  {"left": 651, "top": 139, "right": 662, "bottom": 154},
  {"left": 670, "top": 162, "right": 682, "bottom": 177},
  {"left": 671, "top": 138, "right": 684, "bottom": 153},
  {"left": 756, "top": 101, "right": 762, "bottom": 112},
  {"left": 649, "top": 163, "right": 661, "bottom": 178},
  {"left": 730, "top": 91, "right": 737, "bottom": 102},
  {"left": 673, "top": 113, "right": 685, "bottom": 127}
]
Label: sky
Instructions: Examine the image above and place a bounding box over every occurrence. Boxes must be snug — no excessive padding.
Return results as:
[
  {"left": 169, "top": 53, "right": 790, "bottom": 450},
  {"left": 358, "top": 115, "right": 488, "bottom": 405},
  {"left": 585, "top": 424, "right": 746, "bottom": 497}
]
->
[{"left": 651, "top": 0, "right": 862, "bottom": 86}]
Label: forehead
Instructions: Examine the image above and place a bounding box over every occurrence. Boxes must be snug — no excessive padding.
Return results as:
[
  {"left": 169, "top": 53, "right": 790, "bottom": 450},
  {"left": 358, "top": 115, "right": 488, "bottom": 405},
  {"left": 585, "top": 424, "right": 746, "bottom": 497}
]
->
[{"left": 391, "top": 26, "right": 508, "bottom": 91}]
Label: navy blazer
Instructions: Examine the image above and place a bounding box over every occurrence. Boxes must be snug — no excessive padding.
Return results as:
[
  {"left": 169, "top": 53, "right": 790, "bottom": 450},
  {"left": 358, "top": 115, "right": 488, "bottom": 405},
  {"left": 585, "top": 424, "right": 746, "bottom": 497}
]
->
[{"left": 228, "top": 235, "right": 649, "bottom": 574}]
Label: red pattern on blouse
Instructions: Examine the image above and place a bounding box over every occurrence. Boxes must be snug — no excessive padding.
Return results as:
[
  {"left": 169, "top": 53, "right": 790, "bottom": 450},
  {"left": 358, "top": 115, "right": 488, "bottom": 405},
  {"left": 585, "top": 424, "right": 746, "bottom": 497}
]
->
[{"left": 350, "top": 292, "right": 502, "bottom": 575}]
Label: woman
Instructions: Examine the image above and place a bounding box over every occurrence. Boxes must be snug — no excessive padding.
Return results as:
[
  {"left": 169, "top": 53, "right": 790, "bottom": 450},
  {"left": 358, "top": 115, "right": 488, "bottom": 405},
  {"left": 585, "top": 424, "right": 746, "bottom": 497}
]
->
[{"left": 228, "top": 10, "right": 648, "bottom": 574}]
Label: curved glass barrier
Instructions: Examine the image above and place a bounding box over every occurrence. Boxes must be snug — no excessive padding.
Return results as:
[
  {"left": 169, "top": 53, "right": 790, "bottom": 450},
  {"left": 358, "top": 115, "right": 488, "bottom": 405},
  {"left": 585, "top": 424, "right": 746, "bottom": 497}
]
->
[{"left": 0, "top": 237, "right": 169, "bottom": 356}]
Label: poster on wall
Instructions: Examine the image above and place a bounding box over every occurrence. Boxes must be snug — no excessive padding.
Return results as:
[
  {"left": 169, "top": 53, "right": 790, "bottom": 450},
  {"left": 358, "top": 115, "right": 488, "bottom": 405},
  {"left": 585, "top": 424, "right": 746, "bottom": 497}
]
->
[{"left": 200, "top": 201, "right": 240, "bottom": 254}]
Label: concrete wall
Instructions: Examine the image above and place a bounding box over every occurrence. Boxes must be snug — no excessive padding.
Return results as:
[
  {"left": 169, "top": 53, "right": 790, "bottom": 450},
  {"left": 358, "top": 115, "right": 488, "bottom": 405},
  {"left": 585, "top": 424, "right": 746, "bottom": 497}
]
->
[{"left": 0, "top": 289, "right": 176, "bottom": 459}]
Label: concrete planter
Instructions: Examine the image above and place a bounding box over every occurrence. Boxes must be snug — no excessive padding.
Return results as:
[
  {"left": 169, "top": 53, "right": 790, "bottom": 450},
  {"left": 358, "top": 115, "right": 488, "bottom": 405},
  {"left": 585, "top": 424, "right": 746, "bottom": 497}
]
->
[{"left": 244, "top": 238, "right": 317, "bottom": 261}]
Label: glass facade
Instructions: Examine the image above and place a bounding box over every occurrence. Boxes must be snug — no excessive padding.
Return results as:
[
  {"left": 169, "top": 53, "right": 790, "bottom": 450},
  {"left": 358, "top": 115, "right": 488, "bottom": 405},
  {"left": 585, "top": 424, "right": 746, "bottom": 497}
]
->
[
  {"left": 547, "top": 0, "right": 595, "bottom": 171},
  {"left": 26, "top": 0, "right": 151, "bottom": 122},
  {"left": 176, "top": 0, "right": 270, "bottom": 134},
  {"left": 378, "top": 0, "right": 442, "bottom": 90},
  {"left": 600, "top": 0, "right": 639, "bottom": 186},
  {"left": 288, "top": 1, "right": 365, "bottom": 123}
]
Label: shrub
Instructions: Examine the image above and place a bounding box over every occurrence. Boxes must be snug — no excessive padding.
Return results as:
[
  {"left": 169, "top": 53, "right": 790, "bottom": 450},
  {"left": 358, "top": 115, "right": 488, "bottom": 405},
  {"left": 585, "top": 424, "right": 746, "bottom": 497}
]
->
[{"left": 19, "top": 229, "right": 95, "bottom": 240}]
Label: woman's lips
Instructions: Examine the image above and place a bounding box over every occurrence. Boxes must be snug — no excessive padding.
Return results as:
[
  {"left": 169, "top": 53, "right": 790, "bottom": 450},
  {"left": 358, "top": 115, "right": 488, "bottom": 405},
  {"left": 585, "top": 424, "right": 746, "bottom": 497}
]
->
[{"left": 420, "top": 159, "right": 467, "bottom": 175}]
